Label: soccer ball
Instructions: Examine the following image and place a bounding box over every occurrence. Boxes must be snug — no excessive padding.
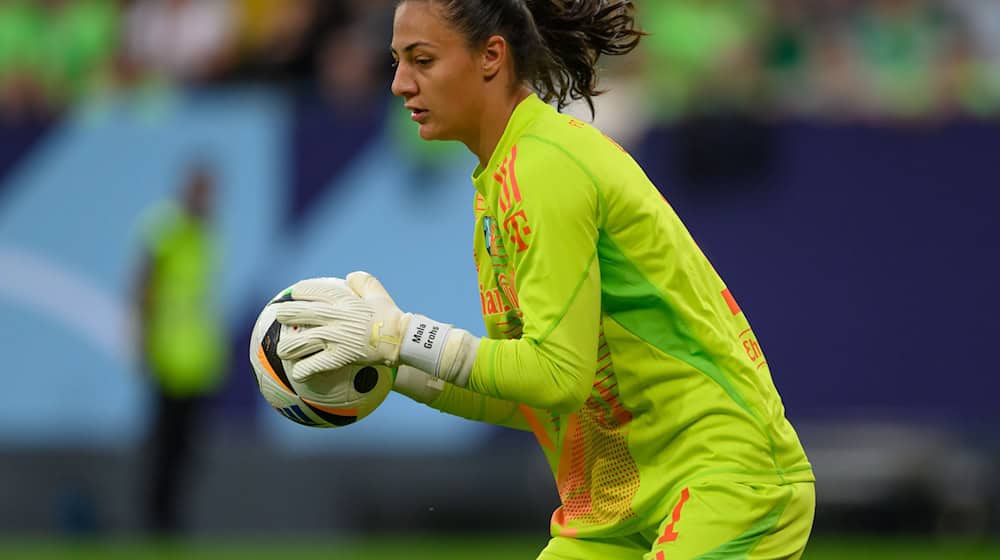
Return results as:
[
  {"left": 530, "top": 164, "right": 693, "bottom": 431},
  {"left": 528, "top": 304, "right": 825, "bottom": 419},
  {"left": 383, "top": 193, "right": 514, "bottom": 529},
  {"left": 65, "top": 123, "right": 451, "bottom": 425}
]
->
[{"left": 249, "top": 286, "right": 393, "bottom": 428}]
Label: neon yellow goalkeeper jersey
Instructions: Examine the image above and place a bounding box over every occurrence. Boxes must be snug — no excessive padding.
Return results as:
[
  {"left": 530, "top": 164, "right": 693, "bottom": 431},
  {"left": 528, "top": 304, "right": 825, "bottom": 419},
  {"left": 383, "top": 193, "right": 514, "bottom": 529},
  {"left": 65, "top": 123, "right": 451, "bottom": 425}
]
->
[{"left": 465, "top": 94, "right": 814, "bottom": 539}]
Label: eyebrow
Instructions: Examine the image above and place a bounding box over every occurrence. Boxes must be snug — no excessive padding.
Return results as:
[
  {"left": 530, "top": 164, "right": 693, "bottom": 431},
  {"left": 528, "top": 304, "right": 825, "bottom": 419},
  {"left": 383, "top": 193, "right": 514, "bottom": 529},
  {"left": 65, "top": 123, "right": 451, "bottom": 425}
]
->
[{"left": 390, "top": 41, "right": 434, "bottom": 55}]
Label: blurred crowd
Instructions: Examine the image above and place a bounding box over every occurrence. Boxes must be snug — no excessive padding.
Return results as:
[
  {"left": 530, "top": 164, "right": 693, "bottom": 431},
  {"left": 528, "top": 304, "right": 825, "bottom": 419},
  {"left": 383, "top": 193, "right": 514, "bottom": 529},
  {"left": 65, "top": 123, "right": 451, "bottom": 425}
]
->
[
  {"left": 1, "top": 0, "right": 999, "bottom": 125},
  {"left": 0, "top": 0, "right": 395, "bottom": 122},
  {"left": 638, "top": 0, "right": 1000, "bottom": 122}
]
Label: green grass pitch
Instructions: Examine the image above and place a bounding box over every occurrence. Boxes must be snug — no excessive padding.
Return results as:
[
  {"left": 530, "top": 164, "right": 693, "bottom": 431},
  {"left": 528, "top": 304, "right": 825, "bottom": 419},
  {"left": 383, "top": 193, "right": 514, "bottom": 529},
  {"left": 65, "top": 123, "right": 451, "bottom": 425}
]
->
[{"left": 1, "top": 535, "right": 998, "bottom": 559}]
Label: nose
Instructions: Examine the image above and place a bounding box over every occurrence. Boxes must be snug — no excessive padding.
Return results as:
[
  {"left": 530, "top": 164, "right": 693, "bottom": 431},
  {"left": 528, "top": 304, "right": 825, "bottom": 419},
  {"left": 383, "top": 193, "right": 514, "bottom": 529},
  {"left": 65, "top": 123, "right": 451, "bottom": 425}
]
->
[{"left": 391, "top": 63, "right": 417, "bottom": 98}]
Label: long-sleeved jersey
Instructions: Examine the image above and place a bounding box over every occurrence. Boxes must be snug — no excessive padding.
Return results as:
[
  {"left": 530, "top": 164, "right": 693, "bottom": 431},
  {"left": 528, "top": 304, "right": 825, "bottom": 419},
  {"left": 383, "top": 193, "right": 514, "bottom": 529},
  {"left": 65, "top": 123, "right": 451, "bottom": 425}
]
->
[{"left": 433, "top": 94, "right": 813, "bottom": 539}]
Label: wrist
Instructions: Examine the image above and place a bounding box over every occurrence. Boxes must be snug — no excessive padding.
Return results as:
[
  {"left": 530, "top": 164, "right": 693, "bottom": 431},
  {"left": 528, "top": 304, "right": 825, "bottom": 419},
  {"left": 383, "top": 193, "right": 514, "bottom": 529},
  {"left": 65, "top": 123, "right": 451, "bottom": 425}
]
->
[
  {"left": 398, "top": 315, "right": 479, "bottom": 387},
  {"left": 439, "top": 329, "right": 479, "bottom": 387},
  {"left": 399, "top": 314, "right": 453, "bottom": 375},
  {"left": 392, "top": 365, "right": 446, "bottom": 404}
]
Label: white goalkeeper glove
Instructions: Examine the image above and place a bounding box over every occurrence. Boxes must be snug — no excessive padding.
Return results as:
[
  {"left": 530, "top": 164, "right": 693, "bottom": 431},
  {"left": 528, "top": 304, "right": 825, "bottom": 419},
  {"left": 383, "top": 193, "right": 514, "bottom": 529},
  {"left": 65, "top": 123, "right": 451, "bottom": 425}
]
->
[
  {"left": 393, "top": 364, "right": 446, "bottom": 404},
  {"left": 272, "top": 272, "right": 480, "bottom": 386}
]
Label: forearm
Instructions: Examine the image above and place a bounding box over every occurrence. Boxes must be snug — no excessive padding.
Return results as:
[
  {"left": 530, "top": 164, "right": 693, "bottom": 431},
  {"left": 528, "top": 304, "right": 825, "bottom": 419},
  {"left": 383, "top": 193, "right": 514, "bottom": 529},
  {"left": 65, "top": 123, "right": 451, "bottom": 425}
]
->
[
  {"left": 393, "top": 365, "right": 532, "bottom": 431},
  {"left": 468, "top": 336, "right": 592, "bottom": 414},
  {"left": 465, "top": 259, "right": 601, "bottom": 414},
  {"left": 431, "top": 383, "right": 533, "bottom": 431}
]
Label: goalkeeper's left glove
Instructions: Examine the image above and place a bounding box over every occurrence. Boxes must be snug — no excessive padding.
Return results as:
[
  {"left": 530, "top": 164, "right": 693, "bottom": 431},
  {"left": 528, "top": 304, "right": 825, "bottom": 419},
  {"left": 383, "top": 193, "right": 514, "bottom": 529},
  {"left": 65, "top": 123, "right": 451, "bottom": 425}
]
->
[
  {"left": 272, "top": 272, "right": 480, "bottom": 386},
  {"left": 393, "top": 364, "right": 447, "bottom": 404}
]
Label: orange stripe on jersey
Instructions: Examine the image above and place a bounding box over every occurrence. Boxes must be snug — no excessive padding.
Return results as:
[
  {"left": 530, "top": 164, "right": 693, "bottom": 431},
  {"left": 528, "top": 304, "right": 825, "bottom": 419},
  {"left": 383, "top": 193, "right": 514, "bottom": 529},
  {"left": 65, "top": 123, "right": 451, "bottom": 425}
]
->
[
  {"left": 657, "top": 487, "right": 691, "bottom": 544},
  {"left": 551, "top": 506, "right": 580, "bottom": 538},
  {"left": 554, "top": 414, "right": 590, "bottom": 524},
  {"left": 721, "top": 288, "right": 741, "bottom": 315},
  {"left": 519, "top": 405, "right": 554, "bottom": 451}
]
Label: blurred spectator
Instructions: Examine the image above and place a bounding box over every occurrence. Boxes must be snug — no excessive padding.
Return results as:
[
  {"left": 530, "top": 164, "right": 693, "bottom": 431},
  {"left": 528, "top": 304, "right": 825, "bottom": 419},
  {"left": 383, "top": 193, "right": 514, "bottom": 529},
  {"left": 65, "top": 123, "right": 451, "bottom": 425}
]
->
[
  {"left": 851, "top": 0, "right": 953, "bottom": 120},
  {"left": 4, "top": 0, "right": 1000, "bottom": 125},
  {"left": 0, "top": 0, "right": 46, "bottom": 120},
  {"left": 40, "top": 0, "right": 120, "bottom": 105},
  {"left": 124, "top": 0, "right": 237, "bottom": 83},
  {"left": 640, "top": 0, "right": 768, "bottom": 120},
  {"left": 317, "top": 25, "right": 382, "bottom": 110},
  {"left": 230, "top": 0, "right": 328, "bottom": 87},
  {"left": 803, "top": 27, "right": 876, "bottom": 120},
  {"left": 944, "top": 0, "right": 1000, "bottom": 117},
  {"left": 135, "top": 164, "right": 228, "bottom": 534},
  {"left": 0, "top": 0, "right": 119, "bottom": 120}
]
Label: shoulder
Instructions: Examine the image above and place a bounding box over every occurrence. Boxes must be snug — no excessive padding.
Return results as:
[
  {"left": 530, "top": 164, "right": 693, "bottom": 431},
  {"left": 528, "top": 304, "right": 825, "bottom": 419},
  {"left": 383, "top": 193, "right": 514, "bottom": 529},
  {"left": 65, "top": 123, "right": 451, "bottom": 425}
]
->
[
  {"left": 494, "top": 137, "right": 596, "bottom": 204},
  {"left": 517, "top": 108, "right": 628, "bottom": 186},
  {"left": 138, "top": 201, "right": 183, "bottom": 247},
  {"left": 488, "top": 137, "right": 601, "bottom": 227}
]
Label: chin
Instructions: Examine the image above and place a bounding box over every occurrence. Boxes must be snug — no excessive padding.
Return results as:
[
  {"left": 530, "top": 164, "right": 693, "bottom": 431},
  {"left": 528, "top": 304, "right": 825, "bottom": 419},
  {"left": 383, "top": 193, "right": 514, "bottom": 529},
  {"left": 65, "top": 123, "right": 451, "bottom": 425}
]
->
[
  {"left": 418, "top": 126, "right": 437, "bottom": 141},
  {"left": 418, "top": 123, "right": 458, "bottom": 140},
  {"left": 418, "top": 125, "right": 451, "bottom": 142}
]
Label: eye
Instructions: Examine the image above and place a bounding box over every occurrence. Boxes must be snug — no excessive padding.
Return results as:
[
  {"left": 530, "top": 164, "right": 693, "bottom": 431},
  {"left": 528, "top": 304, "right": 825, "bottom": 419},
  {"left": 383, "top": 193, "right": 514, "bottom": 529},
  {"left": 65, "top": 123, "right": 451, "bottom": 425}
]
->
[{"left": 415, "top": 58, "right": 433, "bottom": 67}]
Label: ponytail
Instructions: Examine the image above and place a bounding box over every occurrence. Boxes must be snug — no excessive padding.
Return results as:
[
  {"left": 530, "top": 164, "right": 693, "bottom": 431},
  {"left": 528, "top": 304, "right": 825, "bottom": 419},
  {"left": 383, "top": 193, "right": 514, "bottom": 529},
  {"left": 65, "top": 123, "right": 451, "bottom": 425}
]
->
[
  {"left": 409, "top": 0, "right": 644, "bottom": 116},
  {"left": 522, "top": 0, "right": 644, "bottom": 115}
]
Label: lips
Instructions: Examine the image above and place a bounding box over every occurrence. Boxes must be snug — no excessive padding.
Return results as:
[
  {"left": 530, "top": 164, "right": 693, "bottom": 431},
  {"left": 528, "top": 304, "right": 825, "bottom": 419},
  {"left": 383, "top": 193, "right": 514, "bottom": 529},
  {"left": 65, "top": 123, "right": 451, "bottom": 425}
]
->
[{"left": 408, "top": 107, "right": 429, "bottom": 123}]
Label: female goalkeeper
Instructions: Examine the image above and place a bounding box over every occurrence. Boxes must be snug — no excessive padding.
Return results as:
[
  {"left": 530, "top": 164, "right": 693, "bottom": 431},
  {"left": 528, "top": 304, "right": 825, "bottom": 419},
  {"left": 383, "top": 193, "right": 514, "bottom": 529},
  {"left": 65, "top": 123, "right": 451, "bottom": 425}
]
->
[{"left": 274, "top": 1, "right": 815, "bottom": 558}]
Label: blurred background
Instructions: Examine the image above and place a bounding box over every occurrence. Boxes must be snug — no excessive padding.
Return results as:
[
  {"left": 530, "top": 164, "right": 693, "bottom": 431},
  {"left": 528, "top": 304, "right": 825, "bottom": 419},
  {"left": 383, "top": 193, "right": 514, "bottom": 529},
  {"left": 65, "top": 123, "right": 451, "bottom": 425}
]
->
[{"left": 0, "top": 0, "right": 998, "bottom": 558}]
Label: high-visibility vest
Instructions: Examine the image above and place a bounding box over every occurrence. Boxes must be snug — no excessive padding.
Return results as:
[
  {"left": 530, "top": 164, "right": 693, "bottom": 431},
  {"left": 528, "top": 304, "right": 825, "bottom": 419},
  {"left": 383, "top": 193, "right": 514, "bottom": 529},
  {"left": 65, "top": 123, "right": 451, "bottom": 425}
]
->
[{"left": 143, "top": 203, "right": 226, "bottom": 397}]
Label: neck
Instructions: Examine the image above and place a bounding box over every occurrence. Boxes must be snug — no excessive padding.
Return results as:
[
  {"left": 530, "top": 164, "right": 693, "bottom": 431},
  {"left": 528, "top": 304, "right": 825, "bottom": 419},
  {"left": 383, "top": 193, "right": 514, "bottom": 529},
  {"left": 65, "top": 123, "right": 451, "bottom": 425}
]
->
[{"left": 468, "top": 86, "right": 532, "bottom": 169}]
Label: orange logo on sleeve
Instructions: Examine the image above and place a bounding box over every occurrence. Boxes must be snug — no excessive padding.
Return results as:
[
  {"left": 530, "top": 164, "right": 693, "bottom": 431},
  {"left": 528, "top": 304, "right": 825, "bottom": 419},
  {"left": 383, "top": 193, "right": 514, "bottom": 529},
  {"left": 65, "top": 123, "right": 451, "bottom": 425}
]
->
[
  {"left": 737, "top": 328, "right": 767, "bottom": 370},
  {"left": 495, "top": 145, "right": 523, "bottom": 213}
]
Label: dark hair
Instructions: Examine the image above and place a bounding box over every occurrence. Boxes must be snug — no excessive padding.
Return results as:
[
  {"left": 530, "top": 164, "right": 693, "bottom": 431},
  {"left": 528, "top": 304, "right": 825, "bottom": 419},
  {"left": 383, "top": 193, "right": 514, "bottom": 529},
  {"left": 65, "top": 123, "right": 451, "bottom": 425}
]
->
[{"left": 404, "top": 0, "right": 644, "bottom": 116}]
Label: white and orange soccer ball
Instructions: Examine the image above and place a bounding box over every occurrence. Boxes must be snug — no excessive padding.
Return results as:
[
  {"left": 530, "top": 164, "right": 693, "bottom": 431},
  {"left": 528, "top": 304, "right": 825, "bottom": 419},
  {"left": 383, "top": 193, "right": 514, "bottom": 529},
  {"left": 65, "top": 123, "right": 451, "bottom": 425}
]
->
[{"left": 249, "top": 285, "right": 393, "bottom": 428}]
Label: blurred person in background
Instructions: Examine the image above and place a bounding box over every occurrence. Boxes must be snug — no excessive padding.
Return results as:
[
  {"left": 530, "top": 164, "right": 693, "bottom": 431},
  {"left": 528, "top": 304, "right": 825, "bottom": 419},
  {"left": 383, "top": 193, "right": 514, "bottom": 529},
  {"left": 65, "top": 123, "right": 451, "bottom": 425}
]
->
[
  {"left": 0, "top": 0, "right": 119, "bottom": 120},
  {"left": 851, "top": 0, "right": 954, "bottom": 121},
  {"left": 270, "top": 1, "right": 815, "bottom": 558},
  {"left": 135, "top": 164, "right": 228, "bottom": 534},
  {"left": 229, "top": 0, "right": 327, "bottom": 87},
  {"left": 0, "top": 0, "right": 47, "bottom": 120},
  {"left": 637, "top": 0, "right": 776, "bottom": 192},
  {"left": 801, "top": 23, "right": 874, "bottom": 120},
  {"left": 942, "top": 0, "right": 1000, "bottom": 117},
  {"left": 123, "top": 0, "right": 237, "bottom": 84},
  {"left": 639, "top": 0, "right": 767, "bottom": 121}
]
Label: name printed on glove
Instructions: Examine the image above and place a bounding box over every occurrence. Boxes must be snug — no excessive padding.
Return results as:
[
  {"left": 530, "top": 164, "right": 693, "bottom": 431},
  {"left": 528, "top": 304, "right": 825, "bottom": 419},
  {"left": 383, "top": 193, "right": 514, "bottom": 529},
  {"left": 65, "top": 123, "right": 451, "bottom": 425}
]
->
[
  {"left": 411, "top": 322, "right": 441, "bottom": 350},
  {"left": 401, "top": 315, "right": 453, "bottom": 376}
]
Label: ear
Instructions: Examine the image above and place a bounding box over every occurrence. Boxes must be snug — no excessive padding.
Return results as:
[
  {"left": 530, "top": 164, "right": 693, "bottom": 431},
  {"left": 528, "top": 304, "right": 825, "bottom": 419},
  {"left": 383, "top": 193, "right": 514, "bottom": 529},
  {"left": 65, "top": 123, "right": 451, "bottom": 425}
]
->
[{"left": 481, "top": 35, "right": 507, "bottom": 81}]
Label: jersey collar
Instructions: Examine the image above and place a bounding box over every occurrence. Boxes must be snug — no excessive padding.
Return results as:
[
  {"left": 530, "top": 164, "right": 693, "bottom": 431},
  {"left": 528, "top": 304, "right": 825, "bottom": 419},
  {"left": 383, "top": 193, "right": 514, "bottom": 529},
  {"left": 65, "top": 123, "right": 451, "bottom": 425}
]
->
[{"left": 472, "top": 93, "right": 549, "bottom": 195}]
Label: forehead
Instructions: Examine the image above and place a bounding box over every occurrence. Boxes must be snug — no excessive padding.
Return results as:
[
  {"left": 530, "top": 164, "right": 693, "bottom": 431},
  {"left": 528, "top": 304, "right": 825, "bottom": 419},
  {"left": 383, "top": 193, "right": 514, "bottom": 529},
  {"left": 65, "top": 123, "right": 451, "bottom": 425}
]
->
[{"left": 391, "top": 1, "right": 465, "bottom": 51}]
